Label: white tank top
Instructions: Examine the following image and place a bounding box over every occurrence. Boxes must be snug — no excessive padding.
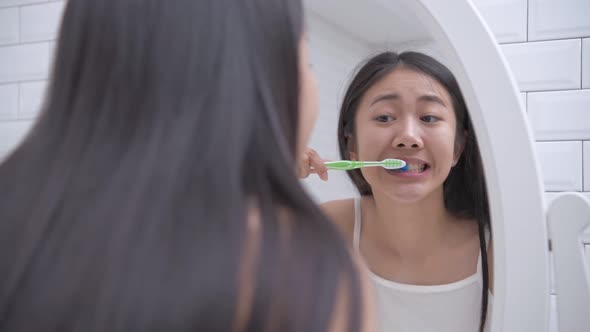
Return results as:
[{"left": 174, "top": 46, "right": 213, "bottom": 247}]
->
[{"left": 353, "top": 198, "right": 492, "bottom": 332}]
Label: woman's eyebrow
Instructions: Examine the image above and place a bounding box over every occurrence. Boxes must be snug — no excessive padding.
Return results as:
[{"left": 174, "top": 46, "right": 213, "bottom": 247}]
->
[
  {"left": 418, "top": 94, "right": 447, "bottom": 107},
  {"left": 370, "top": 93, "right": 447, "bottom": 108},
  {"left": 370, "top": 93, "right": 400, "bottom": 106}
]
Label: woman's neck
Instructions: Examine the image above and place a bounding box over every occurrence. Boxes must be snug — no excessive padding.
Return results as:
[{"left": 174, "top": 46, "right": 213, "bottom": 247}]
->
[{"left": 364, "top": 188, "right": 459, "bottom": 262}]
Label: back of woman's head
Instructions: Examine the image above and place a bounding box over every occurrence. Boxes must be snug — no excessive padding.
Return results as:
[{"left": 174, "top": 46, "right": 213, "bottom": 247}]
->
[{"left": 0, "top": 1, "right": 362, "bottom": 331}]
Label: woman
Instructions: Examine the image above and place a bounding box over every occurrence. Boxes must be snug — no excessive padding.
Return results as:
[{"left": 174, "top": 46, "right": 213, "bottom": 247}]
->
[
  {"left": 0, "top": 1, "right": 374, "bottom": 331},
  {"left": 303, "top": 51, "right": 492, "bottom": 332}
]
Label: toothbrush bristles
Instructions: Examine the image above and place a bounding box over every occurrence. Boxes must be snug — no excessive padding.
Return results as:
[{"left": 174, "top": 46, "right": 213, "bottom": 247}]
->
[{"left": 380, "top": 158, "right": 407, "bottom": 170}]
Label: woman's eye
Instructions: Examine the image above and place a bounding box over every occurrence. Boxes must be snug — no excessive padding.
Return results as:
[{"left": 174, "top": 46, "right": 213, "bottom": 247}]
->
[
  {"left": 421, "top": 115, "right": 439, "bottom": 123},
  {"left": 375, "top": 115, "right": 394, "bottom": 122}
]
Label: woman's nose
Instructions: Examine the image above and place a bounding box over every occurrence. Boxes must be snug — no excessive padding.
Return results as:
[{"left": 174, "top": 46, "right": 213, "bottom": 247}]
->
[{"left": 392, "top": 121, "right": 423, "bottom": 149}]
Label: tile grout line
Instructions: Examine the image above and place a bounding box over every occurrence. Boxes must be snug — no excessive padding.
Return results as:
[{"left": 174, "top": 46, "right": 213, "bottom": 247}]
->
[
  {"left": 522, "top": 88, "right": 590, "bottom": 94},
  {"left": 500, "top": 36, "right": 587, "bottom": 46},
  {"left": 17, "top": 3, "right": 21, "bottom": 43},
  {"left": 0, "top": 78, "right": 47, "bottom": 86},
  {"left": 16, "top": 77, "right": 20, "bottom": 119},
  {"left": 17, "top": 5, "right": 22, "bottom": 118},
  {"left": 0, "top": 39, "right": 55, "bottom": 49},
  {"left": 526, "top": 0, "right": 529, "bottom": 42},
  {"left": 583, "top": 141, "right": 585, "bottom": 191},
  {"left": 580, "top": 38, "right": 584, "bottom": 89}
]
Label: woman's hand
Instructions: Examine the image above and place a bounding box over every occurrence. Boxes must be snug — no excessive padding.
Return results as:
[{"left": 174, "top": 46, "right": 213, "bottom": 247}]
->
[{"left": 297, "top": 148, "right": 329, "bottom": 181}]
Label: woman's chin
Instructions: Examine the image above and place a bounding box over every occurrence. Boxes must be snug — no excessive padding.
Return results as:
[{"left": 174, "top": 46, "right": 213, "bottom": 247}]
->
[{"left": 378, "top": 188, "right": 430, "bottom": 205}]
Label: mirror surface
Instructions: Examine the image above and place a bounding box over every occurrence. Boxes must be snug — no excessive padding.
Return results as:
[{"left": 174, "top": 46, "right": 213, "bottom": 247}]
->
[{"left": 303, "top": 1, "right": 549, "bottom": 331}]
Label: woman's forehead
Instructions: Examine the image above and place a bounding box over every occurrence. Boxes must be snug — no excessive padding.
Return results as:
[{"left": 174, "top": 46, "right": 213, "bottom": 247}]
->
[{"left": 363, "top": 67, "right": 452, "bottom": 105}]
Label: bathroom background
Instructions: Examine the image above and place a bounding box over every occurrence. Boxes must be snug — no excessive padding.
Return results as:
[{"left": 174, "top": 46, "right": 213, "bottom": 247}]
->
[{"left": 0, "top": 0, "right": 588, "bottom": 331}]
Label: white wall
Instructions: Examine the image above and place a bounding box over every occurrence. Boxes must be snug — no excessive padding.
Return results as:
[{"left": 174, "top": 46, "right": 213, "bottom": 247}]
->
[{"left": 0, "top": 0, "right": 64, "bottom": 157}]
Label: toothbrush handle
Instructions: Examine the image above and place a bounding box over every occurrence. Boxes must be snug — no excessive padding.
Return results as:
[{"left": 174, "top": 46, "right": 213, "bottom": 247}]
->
[
  {"left": 358, "top": 162, "right": 381, "bottom": 168},
  {"left": 324, "top": 160, "right": 382, "bottom": 170},
  {"left": 324, "top": 160, "right": 363, "bottom": 170},
  {"left": 324, "top": 160, "right": 404, "bottom": 170}
]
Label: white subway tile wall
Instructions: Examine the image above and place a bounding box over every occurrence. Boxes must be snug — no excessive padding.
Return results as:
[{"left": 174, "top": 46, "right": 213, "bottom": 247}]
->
[
  {"left": 20, "top": 1, "right": 65, "bottom": 43},
  {"left": 0, "top": 0, "right": 64, "bottom": 157},
  {"left": 0, "top": 0, "right": 47, "bottom": 8},
  {"left": 471, "top": 0, "right": 527, "bottom": 43},
  {"left": 528, "top": 0, "right": 590, "bottom": 41},
  {"left": 19, "top": 80, "right": 46, "bottom": 118},
  {"left": 0, "top": 119, "right": 32, "bottom": 157},
  {"left": 528, "top": 90, "right": 590, "bottom": 141},
  {"left": 0, "top": 7, "right": 18, "bottom": 45},
  {"left": 501, "top": 39, "right": 581, "bottom": 92},
  {"left": 0, "top": 83, "right": 17, "bottom": 119},
  {"left": 0, "top": 42, "right": 50, "bottom": 83},
  {"left": 536, "top": 141, "right": 583, "bottom": 191}
]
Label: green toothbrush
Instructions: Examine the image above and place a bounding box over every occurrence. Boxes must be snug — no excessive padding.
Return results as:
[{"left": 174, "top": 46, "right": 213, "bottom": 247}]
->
[{"left": 324, "top": 158, "right": 407, "bottom": 171}]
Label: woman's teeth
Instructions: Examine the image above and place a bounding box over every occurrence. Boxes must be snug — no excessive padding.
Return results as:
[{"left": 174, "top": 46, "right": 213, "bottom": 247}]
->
[
  {"left": 407, "top": 164, "right": 426, "bottom": 172},
  {"left": 392, "top": 163, "right": 427, "bottom": 173}
]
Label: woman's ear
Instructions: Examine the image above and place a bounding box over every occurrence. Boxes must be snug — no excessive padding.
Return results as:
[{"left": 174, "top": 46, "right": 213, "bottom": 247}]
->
[{"left": 453, "top": 129, "right": 468, "bottom": 166}]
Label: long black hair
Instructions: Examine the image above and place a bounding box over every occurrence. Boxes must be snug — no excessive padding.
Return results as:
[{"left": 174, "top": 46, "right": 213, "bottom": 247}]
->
[
  {"left": 337, "top": 51, "right": 490, "bottom": 332},
  {"left": 0, "top": 1, "right": 363, "bottom": 331}
]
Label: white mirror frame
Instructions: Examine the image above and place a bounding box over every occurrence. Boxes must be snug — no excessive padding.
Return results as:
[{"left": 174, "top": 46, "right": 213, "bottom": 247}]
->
[{"left": 304, "top": 1, "right": 550, "bottom": 331}]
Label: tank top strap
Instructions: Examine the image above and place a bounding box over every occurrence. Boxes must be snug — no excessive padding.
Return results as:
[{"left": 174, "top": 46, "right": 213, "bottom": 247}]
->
[{"left": 353, "top": 197, "right": 362, "bottom": 252}]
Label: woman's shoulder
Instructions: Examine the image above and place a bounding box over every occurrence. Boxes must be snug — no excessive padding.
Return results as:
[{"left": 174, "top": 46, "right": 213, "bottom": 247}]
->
[{"left": 320, "top": 198, "right": 357, "bottom": 243}]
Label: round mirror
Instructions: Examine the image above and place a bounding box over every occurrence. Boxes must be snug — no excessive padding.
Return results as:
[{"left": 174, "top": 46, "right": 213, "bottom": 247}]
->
[{"left": 303, "top": 0, "right": 549, "bottom": 331}]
